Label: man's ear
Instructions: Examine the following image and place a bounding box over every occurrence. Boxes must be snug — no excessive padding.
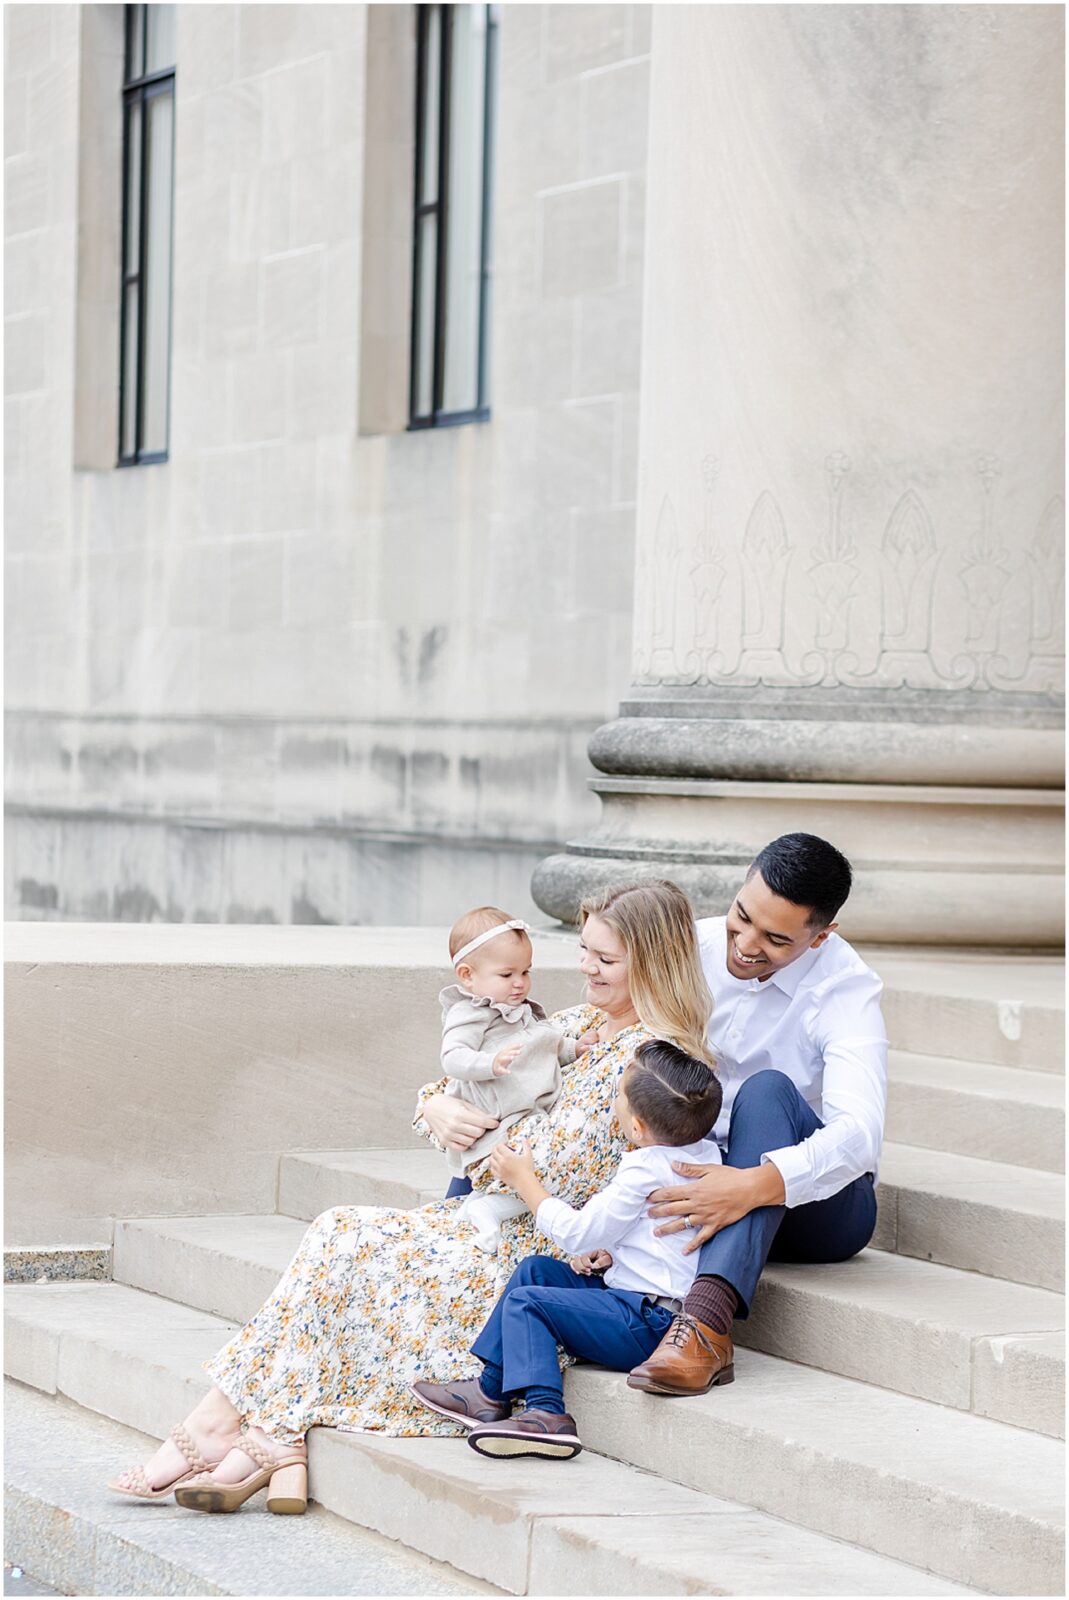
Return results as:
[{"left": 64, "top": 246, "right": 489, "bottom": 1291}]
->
[{"left": 808, "top": 921, "right": 838, "bottom": 950}]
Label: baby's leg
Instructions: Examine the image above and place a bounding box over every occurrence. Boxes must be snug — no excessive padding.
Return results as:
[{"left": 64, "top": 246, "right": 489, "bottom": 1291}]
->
[{"left": 458, "top": 1190, "right": 528, "bottom": 1253}]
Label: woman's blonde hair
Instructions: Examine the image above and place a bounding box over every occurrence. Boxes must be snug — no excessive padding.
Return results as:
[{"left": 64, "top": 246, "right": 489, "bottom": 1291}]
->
[{"left": 579, "top": 879, "right": 714, "bottom": 1068}]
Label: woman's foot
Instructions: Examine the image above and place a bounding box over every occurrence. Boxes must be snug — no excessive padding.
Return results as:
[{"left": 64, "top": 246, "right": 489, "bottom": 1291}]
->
[
  {"left": 109, "top": 1390, "right": 243, "bottom": 1497},
  {"left": 195, "top": 1424, "right": 306, "bottom": 1487}
]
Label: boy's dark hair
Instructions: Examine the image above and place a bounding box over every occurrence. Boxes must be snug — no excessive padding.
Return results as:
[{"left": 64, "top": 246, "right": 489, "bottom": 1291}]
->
[
  {"left": 748, "top": 832, "right": 853, "bottom": 928},
  {"left": 623, "top": 1040, "right": 723, "bottom": 1146}
]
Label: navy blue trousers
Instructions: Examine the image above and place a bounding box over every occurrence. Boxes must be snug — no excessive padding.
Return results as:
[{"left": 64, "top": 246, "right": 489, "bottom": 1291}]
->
[
  {"left": 471, "top": 1255, "right": 674, "bottom": 1406},
  {"left": 698, "top": 1069, "right": 878, "bottom": 1317},
  {"left": 446, "top": 1176, "right": 473, "bottom": 1199}
]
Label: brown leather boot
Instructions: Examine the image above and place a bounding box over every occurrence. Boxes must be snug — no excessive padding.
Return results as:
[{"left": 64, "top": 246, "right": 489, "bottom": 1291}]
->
[{"left": 627, "top": 1313, "right": 735, "bottom": 1395}]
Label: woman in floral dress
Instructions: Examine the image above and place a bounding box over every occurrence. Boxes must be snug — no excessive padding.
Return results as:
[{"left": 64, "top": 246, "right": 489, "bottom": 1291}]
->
[{"left": 109, "top": 880, "right": 714, "bottom": 1508}]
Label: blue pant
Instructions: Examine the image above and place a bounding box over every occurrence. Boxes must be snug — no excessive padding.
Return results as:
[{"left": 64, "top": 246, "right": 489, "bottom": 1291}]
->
[
  {"left": 471, "top": 1255, "right": 674, "bottom": 1406},
  {"left": 698, "top": 1069, "right": 878, "bottom": 1317},
  {"left": 446, "top": 1175, "right": 473, "bottom": 1199}
]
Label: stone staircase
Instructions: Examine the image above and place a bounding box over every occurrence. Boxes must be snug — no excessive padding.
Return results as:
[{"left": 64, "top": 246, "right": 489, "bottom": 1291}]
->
[{"left": 5, "top": 949, "right": 1065, "bottom": 1595}]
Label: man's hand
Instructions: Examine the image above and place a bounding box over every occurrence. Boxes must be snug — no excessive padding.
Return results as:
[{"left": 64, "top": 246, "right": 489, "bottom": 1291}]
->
[
  {"left": 570, "top": 1249, "right": 613, "bottom": 1275},
  {"left": 423, "top": 1094, "right": 499, "bottom": 1153},
  {"left": 647, "top": 1160, "right": 786, "bottom": 1253},
  {"left": 493, "top": 1042, "right": 524, "bottom": 1076},
  {"left": 489, "top": 1137, "right": 536, "bottom": 1188}
]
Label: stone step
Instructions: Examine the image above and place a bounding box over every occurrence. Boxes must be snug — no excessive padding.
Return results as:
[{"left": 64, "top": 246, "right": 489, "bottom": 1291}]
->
[
  {"left": 278, "top": 1141, "right": 1066, "bottom": 1291},
  {"left": 111, "top": 1212, "right": 1065, "bottom": 1438},
  {"left": 2, "top": 1284, "right": 984, "bottom": 1597},
  {"left": 4, "top": 1379, "right": 491, "bottom": 1598},
  {"left": 876, "top": 1144, "right": 1064, "bottom": 1291},
  {"left": 886, "top": 1050, "right": 1064, "bottom": 1171},
  {"left": 868, "top": 950, "right": 1063, "bottom": 1072}
]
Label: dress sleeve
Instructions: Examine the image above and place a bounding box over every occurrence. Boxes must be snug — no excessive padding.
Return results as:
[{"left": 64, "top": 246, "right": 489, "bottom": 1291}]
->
[{"left": 411, "top": 1075, "right": 452, "bottom": 1152}]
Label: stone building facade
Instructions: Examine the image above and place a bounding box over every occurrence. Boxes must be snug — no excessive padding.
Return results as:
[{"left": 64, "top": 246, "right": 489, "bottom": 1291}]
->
[
  {"left": 5, "top": 4, "right": 1063, "bottom": 941},
  {"left": 5, "top": 2, "right": 650, "bottom": 924}
]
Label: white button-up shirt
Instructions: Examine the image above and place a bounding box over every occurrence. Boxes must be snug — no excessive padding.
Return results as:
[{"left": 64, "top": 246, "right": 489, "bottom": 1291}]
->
[
  {"left": 536, "top": 1138, "right": 722, "bottom": 1302},
  {"left": 697, "top": 916, "right": 887, "bottom": 1209}
]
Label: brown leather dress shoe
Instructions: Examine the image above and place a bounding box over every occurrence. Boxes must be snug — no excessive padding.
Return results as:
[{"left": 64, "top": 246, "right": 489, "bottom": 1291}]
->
[
  {"left": 627, "top": 1312, "right": 735, "bottom": 1395},
  {"left": 468, "top": 1409, "right": 582, "bottom": 1460},
  {"left": 410, "top": 1378, "right": 511, "bottom": 1429}
]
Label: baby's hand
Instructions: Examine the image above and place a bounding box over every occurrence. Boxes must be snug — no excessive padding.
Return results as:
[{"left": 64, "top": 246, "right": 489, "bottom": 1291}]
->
[
  {"left": 570, "top": 1249, "right": 613, "bottom": 1275},
  {"left": 493, "top": 1042, "right": 524, "bottom": 1075},
  {"left": 574, "top": 1030, "right": 600, "bottom": 1054}
]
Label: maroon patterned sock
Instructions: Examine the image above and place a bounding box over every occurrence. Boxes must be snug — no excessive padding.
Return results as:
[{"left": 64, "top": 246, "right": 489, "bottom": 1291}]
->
[{"left": 683, "top": 1275, "right": 737, "bottom": 1335}]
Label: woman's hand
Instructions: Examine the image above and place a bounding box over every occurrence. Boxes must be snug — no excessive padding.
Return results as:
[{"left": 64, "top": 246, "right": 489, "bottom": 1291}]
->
[
  {"left": 570, "top": 1249, "right": 613, "bottom": 1274},
  {"left": 423, "top": 1094, "right": 499, "bottom": 1152},
  {"left": 573, "top": 1030, "right": 600, "bottom": 1055},
  {"left": 489, "top": 1137, "right": 536, "bottom": 1188},
  {"left": 647, "top": 1160, "right": 786, "bottom": 1253}
]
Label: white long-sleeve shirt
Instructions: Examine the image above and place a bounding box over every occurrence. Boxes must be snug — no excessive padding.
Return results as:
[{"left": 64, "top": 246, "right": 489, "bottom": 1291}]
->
[
  {"left": 536, "top": 1138, "right": 722, "bottom": 1302},
  {"left": 697, "top": 916, "right": 887, "bottom": 1209}
]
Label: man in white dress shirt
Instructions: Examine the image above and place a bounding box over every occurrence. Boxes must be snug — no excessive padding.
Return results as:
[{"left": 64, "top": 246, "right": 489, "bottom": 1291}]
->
[{"left": 628, "top": 832, "right": 888, "bottom": 1396}]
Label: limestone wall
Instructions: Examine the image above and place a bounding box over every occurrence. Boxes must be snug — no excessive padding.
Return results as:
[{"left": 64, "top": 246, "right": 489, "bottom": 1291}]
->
[{"left": 4, "top": 3, "right": 651, "bottom": 924}]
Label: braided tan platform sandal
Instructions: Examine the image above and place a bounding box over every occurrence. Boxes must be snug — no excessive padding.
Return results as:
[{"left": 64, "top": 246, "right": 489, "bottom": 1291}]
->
[
  {"left": 107, "top": 1422, "right": 218, "bottom": 1501},
  {"left": 174, "top": 1430, "right": 308, "bottom": 1515}
]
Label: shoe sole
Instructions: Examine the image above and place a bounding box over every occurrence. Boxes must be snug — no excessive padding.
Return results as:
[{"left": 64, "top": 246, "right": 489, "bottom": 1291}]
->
[
  {"left": 410, "top": 1384, "right": 505, "bottom": 1432},
  {"left": 468, "top": 1431, "right": 582, "bottom": 1460},
  {"left": 627, "top": 1364, "right": 735, "bottom": 1396}
]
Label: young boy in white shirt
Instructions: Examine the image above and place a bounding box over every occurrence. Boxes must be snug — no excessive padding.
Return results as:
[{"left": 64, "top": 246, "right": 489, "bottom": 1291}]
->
[{"left": 411, "top": 1040, "right": 723, "bottom": 1459}]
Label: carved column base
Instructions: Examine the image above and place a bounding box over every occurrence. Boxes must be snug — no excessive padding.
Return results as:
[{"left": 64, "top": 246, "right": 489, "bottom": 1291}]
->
[{"left": 532, "top": 773, "right": 1064, "bottom": 947}]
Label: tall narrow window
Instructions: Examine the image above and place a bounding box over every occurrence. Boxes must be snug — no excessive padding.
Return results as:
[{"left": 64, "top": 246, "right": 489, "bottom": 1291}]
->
[
  {"left": 119, "top": 3, "right": 176, "bottom": 464},
  {"left": 410, "top": 4, "right": 497, "bottom": 428}
]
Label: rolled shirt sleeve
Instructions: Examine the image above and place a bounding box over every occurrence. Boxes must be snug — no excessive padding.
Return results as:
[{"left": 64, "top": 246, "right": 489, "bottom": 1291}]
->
[{"left": 761, "top": 972, "right": 888, "bottom": 1208}]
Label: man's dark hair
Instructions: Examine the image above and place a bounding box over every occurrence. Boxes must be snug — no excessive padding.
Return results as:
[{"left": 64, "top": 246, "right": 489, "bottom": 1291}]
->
[
  {"left": 747, "top": 832, "right": 853, "bottom": 927},
  {"left": 623, "top": 1040, "right": 723, "bottom": 1146}
]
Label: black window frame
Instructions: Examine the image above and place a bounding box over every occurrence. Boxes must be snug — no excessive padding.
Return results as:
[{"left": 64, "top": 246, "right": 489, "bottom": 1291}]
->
[
  {"left": 409, "top": 3, "right": 497, "bottom": 431},
  {"left": 118, "top": 4, "right": 176, "bottom": 467}
]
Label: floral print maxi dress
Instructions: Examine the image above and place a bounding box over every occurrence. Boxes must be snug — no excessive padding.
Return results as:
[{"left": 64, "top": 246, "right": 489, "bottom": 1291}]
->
[{"left": 204, "top": 1006, "right": 650, "bottom": 1442}]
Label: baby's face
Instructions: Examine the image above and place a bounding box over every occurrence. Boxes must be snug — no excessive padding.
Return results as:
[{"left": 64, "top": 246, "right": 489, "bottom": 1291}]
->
[{"left": 461, "top": 932, "right": 533, "bottom": 1006}]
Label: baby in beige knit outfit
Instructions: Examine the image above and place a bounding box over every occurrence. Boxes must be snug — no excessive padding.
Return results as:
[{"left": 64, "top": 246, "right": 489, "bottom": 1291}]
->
[{"left": 441, "top": 906, "right": 593, "bottom": 1252}]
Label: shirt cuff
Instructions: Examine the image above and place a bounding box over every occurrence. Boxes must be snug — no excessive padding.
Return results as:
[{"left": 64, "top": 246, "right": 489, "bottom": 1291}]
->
[
  {"left": 535, "top": 1196, "right": 570, "bottom": 1242},
  {"left": 760, "top": 1145, "right": 811, "bottom": 1209}
]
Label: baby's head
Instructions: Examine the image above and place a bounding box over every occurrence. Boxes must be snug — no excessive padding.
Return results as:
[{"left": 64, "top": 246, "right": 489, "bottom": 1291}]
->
[
  {"left": 615, "top": 1040, "right": 722, "bottom": 1148},
  {"left": 449, "top": 906, "right": 533, "bottom": 1007}
]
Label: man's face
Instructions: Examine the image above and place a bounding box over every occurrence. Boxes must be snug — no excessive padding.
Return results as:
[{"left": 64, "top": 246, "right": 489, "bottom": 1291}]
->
[{"left": 724, "top": 871, "right": 836, "bottom": 982}]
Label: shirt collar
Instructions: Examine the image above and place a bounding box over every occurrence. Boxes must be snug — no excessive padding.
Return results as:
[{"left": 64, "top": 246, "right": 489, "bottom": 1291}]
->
[{"left": 767, "top": 940, "right": 825, "bottom": 996}]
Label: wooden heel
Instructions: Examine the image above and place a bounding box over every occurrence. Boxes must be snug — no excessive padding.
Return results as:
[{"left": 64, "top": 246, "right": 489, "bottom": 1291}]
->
[{"left": 266, "top": 1460, "right": 307, "bottom": 1515}]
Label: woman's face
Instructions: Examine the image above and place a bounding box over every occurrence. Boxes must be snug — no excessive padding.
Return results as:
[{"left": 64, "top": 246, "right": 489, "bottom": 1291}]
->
[{"left": 579, "top": 913, "right": 632, "bottom": 1015}]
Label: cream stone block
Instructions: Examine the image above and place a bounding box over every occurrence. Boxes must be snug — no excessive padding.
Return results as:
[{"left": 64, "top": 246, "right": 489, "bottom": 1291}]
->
[
  {"left": 570, "top": 505, "right": 636, "bottom": 615},
  {"left": 261, "top": 246, "right": 323, "bottom": 348},
  {"left": 325, "top": 43, "right": 368, "bottom": 150},
  {"left": 177, "top": 3, "right": 238, "bottom": 96},
  {"left": 255, "top": 439, "right": 317, "bottom": 535},
  {"left": 164, "top": 543, "right": 227, "bottom": 630},
  {"left": 229, "top": 347, "right": 288, "bottom": 444},
  {"left": 535, "top": 396, "right": 617, "bottom": 516},
  {"left": 202, "top": 261, "right": 260, "bottom": 357},
  {"left": 225, "top": 535, "right": 286, "bottom": 630},
  {"left": 5, "top": 73, "right": 28, "bottom": 159},
  {"left": 203, "top": 80, "right": 264, "bottom": 175},
  {"left": 284, "top": 533, "right": 356, "bottom": 628},
  {"left": 228, "top": 162, "right": 292, "bottom": 261},
  {"left": 575, "top": 284, "right": 641, "bottom": 396},
  {"left": 4, "top": 6, "right": 54, "bottom": 77},
  {"left": 4, "top": 154, "right": 50, "bottom": 237},
  {"left": 261, "top": 55, "right": 328, "bottom": 165},
  {"left": 235, "top": 2, "right": 304, "bottom": 81},
  {"left": 26, "top": 54, "right": 79, "bottom": 153},
  {"left": 292, "top": 143, "right": 363, "bottom": 250},
  {"left": 544, "top": 3, "right": 629, "bottom": 81},
  {"left": 497, "top": 0, "right": 542, "bottom": 91},
  {"left": 582, "top": 57, "right": 650, "bottom": 177},
  {"left": 4, "top": 312, "right": 46, "bottom": 394},
  {"left": 541, "top": 178, "right": 622, "bottom": 298},
  {"left": 628, "top": 5, "right": 653, "bottom": 56}
]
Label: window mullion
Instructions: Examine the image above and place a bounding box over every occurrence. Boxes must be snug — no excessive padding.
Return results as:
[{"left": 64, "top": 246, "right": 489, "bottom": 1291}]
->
[
  {"left": 135, "top": 81, "right": 150, "bottom": 459},
  {"left": 476, "top": 5, "right": 495, "bottom": 412},
  {"left": 431, "top": 5, "right": 452, "bottom": 422}
]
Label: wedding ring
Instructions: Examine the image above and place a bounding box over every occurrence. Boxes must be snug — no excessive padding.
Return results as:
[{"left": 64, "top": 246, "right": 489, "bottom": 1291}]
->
[{"left": 686, "top": 1213, "right": 695, "bottom": 1229}]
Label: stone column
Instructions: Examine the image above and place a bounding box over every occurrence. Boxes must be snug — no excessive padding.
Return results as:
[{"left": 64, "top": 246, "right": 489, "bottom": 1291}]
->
[{"left": 533, "top": 4, "right": 1064, "bottom": 946}]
